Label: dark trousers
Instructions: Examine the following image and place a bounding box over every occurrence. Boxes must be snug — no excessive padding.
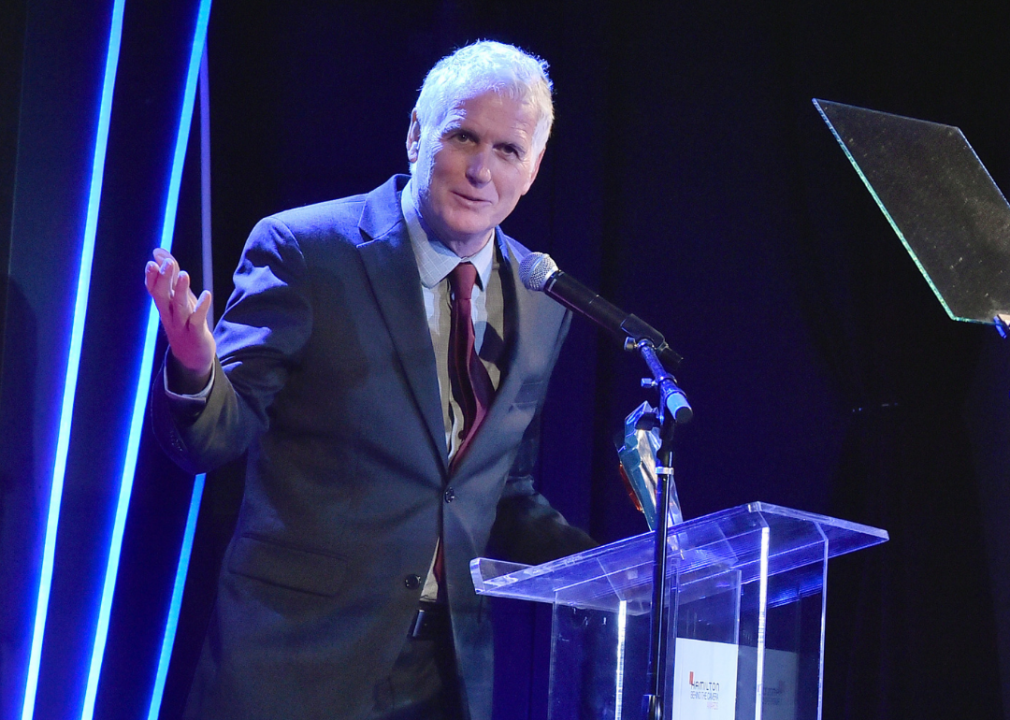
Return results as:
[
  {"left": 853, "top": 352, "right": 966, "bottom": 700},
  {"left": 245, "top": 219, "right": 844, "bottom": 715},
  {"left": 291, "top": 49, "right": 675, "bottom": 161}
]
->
[{"left": 368, "top": 605, "right": 465, "bottom": 720}]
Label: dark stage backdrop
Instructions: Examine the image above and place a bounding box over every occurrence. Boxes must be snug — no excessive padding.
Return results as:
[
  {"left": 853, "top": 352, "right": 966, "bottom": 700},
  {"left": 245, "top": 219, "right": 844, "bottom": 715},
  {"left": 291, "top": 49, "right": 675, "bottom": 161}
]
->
[
  {"left": 4, "top": 1, "right": 1009, "bottom": 719},
  {"left": 196, "top": 2, "right": 1010, "bottom": 719}
]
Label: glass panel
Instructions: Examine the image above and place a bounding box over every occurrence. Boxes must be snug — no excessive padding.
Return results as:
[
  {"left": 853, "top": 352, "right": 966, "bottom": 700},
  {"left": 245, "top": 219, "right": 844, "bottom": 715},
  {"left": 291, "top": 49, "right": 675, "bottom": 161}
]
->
[
  {"left": 470, "top": 502, "right": 887, "bottom": 609},
  {"left": 748, "top": 563, "right": 826, "bottom": 720},
  {"left": 548, "top": 603, "right": 654, "bottom": 720},
  {"left": 475, "top": 504, "right": 885, "bottom": 720},
  {"left": 814, "top": 99, "right": 1010, "bottom": 323}
]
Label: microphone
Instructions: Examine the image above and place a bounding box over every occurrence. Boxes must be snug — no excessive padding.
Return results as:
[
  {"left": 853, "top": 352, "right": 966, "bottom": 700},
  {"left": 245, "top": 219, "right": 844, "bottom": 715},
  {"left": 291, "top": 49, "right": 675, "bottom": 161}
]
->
[{"left": 519, "top": 252, "right": 683, "bottom": 369}]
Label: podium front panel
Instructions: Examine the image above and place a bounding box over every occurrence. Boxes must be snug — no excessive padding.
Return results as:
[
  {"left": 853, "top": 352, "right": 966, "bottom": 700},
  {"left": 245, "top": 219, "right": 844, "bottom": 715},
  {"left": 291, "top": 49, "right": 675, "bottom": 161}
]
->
[{"left": 473, "top": 503, "right": 886, "bottom": 720}]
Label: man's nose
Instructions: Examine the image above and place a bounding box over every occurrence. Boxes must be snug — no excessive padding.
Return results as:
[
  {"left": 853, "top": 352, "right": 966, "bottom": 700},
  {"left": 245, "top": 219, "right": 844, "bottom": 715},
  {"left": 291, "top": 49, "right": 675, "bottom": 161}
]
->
[{"left": 466, "top": 148, "right": 492, "bottom": 185}]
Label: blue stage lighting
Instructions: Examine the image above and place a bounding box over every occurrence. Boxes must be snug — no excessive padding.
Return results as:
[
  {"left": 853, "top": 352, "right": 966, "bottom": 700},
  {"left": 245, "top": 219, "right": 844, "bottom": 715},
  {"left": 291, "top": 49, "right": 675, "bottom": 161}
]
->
[
  {"left": 20, "top": 2, "right": 127, "bottom": 719},
  {"left": 79, "top": 2, "right": 213, "bottom": 718},
  {"left": 147, "top": 473, "right": 206, "bottom": 720}
]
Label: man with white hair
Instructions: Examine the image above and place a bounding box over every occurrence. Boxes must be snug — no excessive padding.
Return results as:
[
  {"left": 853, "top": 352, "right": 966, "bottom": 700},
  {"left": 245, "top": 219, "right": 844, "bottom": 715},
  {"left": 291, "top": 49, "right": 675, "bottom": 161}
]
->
[{"left": 147, "top": 40, "right": 595, "bottom": 719}]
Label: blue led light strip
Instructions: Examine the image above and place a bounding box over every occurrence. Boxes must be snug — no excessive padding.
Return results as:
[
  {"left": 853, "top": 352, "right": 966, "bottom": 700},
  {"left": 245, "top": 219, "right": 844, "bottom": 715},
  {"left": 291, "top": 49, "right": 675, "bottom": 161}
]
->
[
  {"left": 147, "top": 45, "right": 213, "bottom": 720},
  {"left": 80, "top": 2, "right": 213, "bottom": 718},
  {"left": 146, "top": 473, "right": 205, "bottom": 720},
  {"left": 20, "top": 2, "right": 127, "bottom": 718}
]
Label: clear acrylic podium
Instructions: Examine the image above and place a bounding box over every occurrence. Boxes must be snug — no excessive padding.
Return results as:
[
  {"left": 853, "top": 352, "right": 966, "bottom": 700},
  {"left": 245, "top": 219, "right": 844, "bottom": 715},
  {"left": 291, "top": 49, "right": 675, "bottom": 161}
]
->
[{"left": 471, "top": 502, "right": 888, "bottom": 720}]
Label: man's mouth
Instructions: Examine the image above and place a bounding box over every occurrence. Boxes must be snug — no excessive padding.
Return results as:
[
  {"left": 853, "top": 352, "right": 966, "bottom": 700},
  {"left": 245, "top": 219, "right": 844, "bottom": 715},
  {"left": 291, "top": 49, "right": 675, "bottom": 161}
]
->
[{"left": 453, "top": 191, "right": 491, "bottom": 205}]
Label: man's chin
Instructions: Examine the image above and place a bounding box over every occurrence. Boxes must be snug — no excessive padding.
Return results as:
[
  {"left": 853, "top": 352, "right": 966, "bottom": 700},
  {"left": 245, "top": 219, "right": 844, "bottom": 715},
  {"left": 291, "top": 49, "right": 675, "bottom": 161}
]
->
[{"left": 436, "top": 215, "right": 496, "bottom": 244}]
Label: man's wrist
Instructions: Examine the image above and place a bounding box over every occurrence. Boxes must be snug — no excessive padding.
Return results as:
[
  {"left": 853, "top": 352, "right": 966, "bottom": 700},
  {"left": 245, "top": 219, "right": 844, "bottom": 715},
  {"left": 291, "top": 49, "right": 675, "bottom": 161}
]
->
[{"left": 166, "top": 352, "right": 213, "bottom": 395}]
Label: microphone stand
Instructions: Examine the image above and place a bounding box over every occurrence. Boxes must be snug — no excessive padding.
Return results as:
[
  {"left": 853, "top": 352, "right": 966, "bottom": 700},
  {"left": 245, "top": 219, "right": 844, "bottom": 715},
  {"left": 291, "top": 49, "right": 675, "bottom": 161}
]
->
[{"left": 632, "top": 339, "right": 692, "bottom": 720}]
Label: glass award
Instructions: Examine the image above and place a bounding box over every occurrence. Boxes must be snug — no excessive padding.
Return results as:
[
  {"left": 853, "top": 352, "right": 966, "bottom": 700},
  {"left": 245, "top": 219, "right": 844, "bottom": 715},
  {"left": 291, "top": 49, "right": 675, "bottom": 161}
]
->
[{"left": 616, "top": 401, "right": 683, "bottom": 530}]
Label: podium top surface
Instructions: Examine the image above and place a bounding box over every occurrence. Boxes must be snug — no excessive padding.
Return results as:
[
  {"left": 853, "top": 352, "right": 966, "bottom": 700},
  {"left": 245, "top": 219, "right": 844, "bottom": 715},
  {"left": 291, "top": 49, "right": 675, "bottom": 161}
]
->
[
  {"left": 471, "top": 502, "right": 887, "bottom": 610},
  {"left": 814, "top": 99, "right": 1010, "bottom": 323}
]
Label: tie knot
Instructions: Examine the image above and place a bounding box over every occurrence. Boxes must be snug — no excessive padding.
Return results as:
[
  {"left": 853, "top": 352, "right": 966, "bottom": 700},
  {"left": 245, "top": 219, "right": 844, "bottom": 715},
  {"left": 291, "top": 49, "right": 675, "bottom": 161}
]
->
[{"left": 448, "top": 262, "right": 478, "bottom": 301}]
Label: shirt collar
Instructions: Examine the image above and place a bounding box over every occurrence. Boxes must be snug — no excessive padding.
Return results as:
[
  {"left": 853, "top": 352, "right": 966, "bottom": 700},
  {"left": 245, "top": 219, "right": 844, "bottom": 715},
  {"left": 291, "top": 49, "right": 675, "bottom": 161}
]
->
[{"left": 402, "top": 179, "right": 496, "bottom": 290}]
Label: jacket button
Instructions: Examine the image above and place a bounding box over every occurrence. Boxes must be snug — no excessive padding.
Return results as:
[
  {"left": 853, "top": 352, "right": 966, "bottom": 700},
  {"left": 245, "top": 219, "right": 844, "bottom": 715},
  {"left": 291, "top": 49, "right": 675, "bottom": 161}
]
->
[
  {"left": 444, "top": 487, "right": 456, "bottom": 503},
  {"left": 404, "top": 574, "right": 422, "bottom": 589}
]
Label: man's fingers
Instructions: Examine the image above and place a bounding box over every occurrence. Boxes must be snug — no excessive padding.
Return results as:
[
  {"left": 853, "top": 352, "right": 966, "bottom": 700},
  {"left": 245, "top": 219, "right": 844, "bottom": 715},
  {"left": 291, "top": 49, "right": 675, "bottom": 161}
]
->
[
  {"left": 172, "top": 271, "right": 193, "bottom": 318},
  {"left": 192, "top": 290, "right": 213, "bottom": 329},
  {"left": 146, "top": 251, "right": 209, "bottom": 339},
  {"left": 146, "top": 260, "right": 177, "bottom": 321},
  {"left": 158, "top": 257, "right": 179, "bottom": 300},
  {"left": 145, "top": 261, "right": 160, "bottom": 294}
]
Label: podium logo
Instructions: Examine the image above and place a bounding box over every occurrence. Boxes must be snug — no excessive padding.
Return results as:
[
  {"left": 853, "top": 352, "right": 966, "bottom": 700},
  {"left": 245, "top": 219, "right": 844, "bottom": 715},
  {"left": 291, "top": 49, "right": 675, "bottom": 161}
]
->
[{"left": 688, "top": 671, "right": 721, "bottom": 706}]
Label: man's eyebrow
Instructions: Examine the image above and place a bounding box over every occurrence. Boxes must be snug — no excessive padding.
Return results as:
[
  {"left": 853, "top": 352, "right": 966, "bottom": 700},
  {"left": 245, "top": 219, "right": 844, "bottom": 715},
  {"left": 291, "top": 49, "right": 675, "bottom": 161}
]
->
[
  {"left": 498, "top": 141, "right": 526, "bottom": 157},
  {"left": 441, "top": 118, "right": 468, "bottom": 134}
]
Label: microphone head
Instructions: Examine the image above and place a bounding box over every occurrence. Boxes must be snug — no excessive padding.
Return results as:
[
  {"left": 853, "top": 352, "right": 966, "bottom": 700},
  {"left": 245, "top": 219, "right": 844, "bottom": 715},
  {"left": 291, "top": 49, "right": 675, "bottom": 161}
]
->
[{"left": 519, "top": 252, "right": 559, "bottom": 292}]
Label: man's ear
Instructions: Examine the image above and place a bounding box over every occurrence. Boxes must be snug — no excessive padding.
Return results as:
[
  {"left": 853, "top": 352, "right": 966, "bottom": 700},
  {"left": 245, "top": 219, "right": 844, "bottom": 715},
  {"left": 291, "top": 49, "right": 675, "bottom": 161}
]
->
[{"left": 406, "top": 110, "right": 422, "bottom": 163}]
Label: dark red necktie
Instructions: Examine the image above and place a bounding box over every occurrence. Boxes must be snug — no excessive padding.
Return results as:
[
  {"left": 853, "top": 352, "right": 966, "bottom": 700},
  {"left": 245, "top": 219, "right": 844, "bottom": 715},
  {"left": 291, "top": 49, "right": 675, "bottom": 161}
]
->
[
  {"left": 447, "top": 261, "right": 494, "bottom": 469},
  {"left": 434, "top": 262, "right": 495, "bottom": 593}
]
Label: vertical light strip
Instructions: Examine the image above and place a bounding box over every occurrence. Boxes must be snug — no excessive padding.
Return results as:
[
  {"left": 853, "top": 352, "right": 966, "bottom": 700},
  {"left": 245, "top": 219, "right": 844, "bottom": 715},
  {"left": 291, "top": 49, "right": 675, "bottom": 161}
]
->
[
  {"left": 199, "top": 46, "right": 214, "bottom": 307},
  {"left": 80, "top": 2, "right": 213, "bottom": 718},
  {"left": 614, "top": 600, "right": 628, "bottom": 720},
  {"left": 20, "top": 2, "right": 127, "bottom": 718},
  {"left": 146, "top": 473, "right": 205, "bottom": 720},
  {"left": 815, "top": 526, "right": 829, "bottom": 720},
  {"left": 147, "top": 42, "right": 214, "bottom": 719},
  {"left": 754, "top": 526, "right": 770, "bottom": 720}
]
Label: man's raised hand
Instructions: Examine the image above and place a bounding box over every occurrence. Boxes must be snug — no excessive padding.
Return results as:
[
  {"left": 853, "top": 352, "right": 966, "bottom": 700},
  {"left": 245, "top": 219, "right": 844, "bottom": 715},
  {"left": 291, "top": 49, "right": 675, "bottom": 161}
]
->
[{"left": 145, "top": 248, "right": 216, "bottom": 393}]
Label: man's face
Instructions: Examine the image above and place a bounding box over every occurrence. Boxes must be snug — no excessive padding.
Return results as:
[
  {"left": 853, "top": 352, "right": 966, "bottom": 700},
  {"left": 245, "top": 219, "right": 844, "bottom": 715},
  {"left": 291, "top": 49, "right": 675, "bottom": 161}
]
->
[{"left": 407, "top": 90, "right": 545, "bottom": 255}]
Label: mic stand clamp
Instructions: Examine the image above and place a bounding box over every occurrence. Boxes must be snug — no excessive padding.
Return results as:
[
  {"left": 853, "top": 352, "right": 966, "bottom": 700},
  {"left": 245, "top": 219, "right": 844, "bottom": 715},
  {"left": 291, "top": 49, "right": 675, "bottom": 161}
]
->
[
  {"left": 629, "top": 339, "right": 692, "bottom": 720},
  {"left": 995, "top": 314, "right": 1010, "bottom": 339}
]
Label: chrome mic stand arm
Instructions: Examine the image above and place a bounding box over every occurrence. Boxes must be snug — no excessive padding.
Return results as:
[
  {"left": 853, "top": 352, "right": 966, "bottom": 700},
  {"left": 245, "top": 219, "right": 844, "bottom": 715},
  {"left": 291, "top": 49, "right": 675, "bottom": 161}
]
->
[{"left": 631, "top": 339, "right": 692, "bottom": 720}]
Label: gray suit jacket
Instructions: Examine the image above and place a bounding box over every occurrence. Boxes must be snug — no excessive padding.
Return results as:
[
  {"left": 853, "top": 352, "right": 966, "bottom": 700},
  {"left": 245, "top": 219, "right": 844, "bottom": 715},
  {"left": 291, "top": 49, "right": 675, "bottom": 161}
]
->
[{"left": 152, "top": 175, "right": 595, "bottom": 720}]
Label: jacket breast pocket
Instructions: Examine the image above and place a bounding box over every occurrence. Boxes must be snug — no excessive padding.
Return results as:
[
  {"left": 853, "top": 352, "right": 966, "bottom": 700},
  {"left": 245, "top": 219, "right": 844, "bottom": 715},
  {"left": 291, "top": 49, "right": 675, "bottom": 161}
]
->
[{"left": 227, "top": 534, "right": 348, "bottom": 597}]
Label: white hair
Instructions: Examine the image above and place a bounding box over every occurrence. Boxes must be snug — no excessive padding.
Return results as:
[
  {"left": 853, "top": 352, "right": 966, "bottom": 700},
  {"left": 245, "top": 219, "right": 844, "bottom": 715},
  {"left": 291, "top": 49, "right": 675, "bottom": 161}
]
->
[{"left": 412, "top": 40, "right": 554, "bottom": 159}]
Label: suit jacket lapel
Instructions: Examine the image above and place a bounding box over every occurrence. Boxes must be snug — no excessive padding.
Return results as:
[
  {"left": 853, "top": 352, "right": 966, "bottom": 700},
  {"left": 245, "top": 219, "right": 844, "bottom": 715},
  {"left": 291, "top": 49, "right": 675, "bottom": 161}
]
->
[
  {"left": 449, "top": 233, "right": 557, "bottom": 477},
  {"left": 356, "top": 177, "right": 448, "bottom": 473},
  {"left": 490, "top": 235, "right": 537, "bottom": 410}
]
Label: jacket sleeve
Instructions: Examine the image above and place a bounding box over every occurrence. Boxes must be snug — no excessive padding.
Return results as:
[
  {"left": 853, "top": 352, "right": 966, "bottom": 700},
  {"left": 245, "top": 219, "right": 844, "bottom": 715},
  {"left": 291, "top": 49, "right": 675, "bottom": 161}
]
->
[
  {"left": 486, "top": 409, "right": 598, "bottom": 565},
  {"left": 149, "top": 216, "right": 312, "bottom": 474},
  {"left": 486, "top": 309, "right": 598, "bottom": 564}
]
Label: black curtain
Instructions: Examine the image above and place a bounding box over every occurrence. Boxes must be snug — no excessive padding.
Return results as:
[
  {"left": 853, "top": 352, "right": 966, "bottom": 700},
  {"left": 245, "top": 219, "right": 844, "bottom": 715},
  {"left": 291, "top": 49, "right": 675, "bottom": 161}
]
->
[{"left": 191, "top": 1, "right": 1010, "bottom": 718}]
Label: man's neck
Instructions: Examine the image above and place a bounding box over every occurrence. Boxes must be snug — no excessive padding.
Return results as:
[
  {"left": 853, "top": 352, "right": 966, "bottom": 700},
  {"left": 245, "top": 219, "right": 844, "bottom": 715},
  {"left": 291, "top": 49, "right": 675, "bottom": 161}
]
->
[{"left": 442, "top": 233, "right": 492, "bottom": 259}]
